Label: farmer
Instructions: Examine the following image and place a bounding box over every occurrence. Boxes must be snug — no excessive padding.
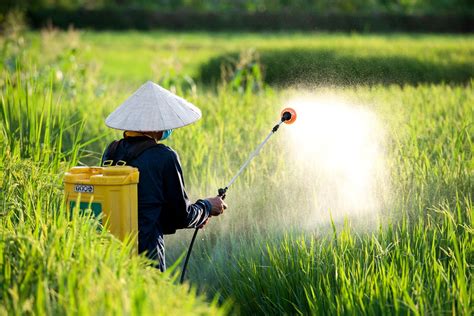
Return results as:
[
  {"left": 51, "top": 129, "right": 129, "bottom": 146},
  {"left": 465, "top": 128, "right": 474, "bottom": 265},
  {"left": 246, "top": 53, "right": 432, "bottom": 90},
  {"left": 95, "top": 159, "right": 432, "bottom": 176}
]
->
[{"left": 102, "top": 81, "right": 227, "bottom": 271}]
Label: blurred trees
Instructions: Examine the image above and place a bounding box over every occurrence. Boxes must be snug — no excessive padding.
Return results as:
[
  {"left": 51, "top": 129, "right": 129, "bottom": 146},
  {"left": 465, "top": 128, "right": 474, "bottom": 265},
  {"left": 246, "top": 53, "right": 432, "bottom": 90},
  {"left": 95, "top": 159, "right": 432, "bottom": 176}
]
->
[{"left": 2, "top": 0, "right": 472, "bottom": 14}]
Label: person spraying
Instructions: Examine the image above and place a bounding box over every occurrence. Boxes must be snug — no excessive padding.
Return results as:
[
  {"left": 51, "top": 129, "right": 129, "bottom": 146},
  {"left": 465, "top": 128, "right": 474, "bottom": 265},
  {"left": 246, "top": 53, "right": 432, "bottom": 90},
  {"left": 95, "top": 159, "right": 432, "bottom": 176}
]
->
[{"left": 102, "top": 81, "right": 227, "bottom": 271}]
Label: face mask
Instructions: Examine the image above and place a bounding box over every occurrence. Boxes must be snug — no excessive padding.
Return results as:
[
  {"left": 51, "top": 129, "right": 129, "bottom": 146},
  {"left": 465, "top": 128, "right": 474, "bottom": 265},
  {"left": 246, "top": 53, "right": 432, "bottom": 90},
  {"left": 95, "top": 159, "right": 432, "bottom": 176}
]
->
[{"left": 161, "top": 129, "right": 173, "bottom": 140}]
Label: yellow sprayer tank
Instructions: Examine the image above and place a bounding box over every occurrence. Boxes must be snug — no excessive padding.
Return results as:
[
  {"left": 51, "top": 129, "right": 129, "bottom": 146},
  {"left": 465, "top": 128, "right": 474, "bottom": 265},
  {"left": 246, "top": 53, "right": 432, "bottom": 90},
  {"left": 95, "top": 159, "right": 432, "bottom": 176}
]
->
[{"left": 64, "top": 166, "right": 139, "bottom": 248}]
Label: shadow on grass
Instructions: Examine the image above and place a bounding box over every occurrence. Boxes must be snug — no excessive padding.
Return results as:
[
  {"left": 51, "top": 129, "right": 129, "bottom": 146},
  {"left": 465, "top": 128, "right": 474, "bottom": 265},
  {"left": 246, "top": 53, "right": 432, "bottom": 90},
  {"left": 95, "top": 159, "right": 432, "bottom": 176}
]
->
[{"left": 199, "top": 49, "right": 473, "bottom": 86}]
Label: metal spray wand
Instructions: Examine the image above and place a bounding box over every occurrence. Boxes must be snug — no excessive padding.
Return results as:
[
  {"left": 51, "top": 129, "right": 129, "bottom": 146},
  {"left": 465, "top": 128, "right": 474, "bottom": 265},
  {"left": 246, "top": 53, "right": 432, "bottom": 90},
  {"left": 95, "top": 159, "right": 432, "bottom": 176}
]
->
[{"left": 180, "top": 108, "right": 297, "bottom": 284}]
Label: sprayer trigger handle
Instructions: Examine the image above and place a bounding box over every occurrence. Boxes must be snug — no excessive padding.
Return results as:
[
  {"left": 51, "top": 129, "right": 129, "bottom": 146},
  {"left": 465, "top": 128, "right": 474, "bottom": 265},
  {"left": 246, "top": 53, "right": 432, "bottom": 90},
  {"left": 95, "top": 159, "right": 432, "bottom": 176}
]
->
[{"left": 218, "top": 188, "right": 227, "bottom": 200}]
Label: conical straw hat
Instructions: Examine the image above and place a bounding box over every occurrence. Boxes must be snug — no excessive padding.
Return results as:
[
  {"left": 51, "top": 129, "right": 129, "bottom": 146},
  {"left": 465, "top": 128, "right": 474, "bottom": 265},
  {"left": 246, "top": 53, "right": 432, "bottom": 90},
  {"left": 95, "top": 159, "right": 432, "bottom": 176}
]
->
[{"left": 105, "top": 81, "right": 202, "bottom": 131}]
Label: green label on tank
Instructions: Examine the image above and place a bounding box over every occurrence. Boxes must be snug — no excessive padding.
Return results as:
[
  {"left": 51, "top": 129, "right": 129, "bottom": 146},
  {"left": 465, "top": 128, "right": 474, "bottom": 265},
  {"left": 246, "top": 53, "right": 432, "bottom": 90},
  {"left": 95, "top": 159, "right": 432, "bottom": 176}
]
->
[{"left": 69, "top": 201, "right": 102, "bottom": 221}]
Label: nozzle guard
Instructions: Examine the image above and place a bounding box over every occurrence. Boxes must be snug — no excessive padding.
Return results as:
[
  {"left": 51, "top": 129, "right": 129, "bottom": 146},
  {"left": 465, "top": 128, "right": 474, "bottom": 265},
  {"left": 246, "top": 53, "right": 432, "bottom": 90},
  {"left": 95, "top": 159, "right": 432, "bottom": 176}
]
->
[{"left": 281, "top": 107, "right": 297, "bottom": 124}]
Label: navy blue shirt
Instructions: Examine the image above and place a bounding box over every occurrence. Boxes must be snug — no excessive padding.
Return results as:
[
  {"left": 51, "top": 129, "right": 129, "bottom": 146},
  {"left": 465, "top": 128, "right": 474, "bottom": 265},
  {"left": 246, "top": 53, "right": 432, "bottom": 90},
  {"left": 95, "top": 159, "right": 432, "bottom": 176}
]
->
[{"left": 102, "top": 136, "right": 210, "bottom": 270}]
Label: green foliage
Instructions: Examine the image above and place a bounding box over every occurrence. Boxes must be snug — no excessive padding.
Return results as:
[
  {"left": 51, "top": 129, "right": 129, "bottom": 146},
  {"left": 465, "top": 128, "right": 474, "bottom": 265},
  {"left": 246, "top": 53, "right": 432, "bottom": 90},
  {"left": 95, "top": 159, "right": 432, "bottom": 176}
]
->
[
  {"left": 69, "top": 32, "right": 473, "bottom": 86},
  {"left": 172, "top": 83, "right": 473, "bottom": 315},
  {"left": 26, "top": 9, "right": 474, "bottom": 33},
  {"left": 200, "top": 46, "right": 474, "bottom": 86},
  {"left": 218, "top": 204, "right": 472, "bottom": 314},
  {"left": 0, "top": 155, "right": 224, "bottom": 315},
  {"left": 0, "top": 32, "right": 226, "bottom": 315},
  {"left": 1, "top": 30, "right": 473, "bottom": 315},
  {"left": 3, "top": 0, "right": 473, "bottom": 14},
  {"left": 214, "top": 49, "right": 264, "bottom": 93}
]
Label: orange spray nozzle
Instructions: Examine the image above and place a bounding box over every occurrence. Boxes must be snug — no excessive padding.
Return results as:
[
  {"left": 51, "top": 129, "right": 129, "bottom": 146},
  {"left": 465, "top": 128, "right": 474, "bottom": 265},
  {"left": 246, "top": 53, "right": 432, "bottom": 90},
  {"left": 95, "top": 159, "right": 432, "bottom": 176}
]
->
[{"left": 281, "top": 107, "right": 297, "bottom": 124}]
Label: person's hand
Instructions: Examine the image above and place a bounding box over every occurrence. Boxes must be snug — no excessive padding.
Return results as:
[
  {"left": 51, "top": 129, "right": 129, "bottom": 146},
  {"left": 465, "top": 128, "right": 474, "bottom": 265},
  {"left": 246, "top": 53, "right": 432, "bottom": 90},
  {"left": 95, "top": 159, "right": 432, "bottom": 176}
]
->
[
  {"left": 206, "top": 196, "right": 227, "bottom": 216},
  {"left": 198, "top": 218, "right": 210, "bottom": 229}
]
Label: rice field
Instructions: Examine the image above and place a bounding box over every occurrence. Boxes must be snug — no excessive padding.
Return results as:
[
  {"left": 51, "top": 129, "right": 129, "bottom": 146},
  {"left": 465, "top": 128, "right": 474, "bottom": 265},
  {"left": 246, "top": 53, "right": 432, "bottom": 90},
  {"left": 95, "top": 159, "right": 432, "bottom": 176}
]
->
[{"left": 1, "top": 30, "right": 473, "bottom": 315}]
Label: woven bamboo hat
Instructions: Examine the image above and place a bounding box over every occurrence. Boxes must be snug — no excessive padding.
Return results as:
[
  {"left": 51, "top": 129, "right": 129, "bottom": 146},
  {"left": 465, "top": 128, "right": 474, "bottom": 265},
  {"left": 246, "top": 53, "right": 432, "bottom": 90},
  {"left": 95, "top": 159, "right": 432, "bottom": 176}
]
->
[{"left": 105, "top": 81, "right": 201, "bottom": 131}]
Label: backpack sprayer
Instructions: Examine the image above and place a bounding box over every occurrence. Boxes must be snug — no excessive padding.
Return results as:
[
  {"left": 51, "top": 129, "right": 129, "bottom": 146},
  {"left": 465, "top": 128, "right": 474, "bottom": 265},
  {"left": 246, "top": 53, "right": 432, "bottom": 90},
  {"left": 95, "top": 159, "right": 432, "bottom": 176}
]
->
[{"left": 180, "top": 107, "right": 297, "bottom": 283}]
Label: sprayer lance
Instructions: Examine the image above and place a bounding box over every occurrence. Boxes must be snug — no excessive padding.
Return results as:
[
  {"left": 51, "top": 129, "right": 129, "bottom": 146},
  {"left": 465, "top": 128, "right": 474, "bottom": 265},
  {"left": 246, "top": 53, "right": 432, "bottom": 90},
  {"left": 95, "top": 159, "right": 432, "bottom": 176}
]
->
[
  {"left": 218, "top": 108, "right": 297, "bottom": 198},
  {"left": 180, "top": 107, "right": 297, "bottom": 284}
]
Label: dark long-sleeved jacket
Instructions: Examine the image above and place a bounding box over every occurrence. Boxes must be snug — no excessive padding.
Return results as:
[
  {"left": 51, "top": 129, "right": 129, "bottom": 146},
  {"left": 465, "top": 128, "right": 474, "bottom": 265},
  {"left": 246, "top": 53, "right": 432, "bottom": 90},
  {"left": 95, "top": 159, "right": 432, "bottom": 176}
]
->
[{"left": 102, "top": 136, "right": 210, "bottom": 270}]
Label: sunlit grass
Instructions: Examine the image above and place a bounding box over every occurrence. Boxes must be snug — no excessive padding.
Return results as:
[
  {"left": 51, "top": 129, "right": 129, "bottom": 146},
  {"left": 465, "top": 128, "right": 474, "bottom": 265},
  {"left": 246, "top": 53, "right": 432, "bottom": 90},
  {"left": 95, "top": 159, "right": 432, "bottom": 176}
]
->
[
  {"left": 0, "top": 71, "right": 225, "bottom": 315},
  {"left": 24, "top": 31, "right": 474, "bottom": 84},
  {"left": 1, "top": 30, "right": 473, "bottom": 315},
  {"left": 167, "top": 83, "right": 472, "bottom": 315}
]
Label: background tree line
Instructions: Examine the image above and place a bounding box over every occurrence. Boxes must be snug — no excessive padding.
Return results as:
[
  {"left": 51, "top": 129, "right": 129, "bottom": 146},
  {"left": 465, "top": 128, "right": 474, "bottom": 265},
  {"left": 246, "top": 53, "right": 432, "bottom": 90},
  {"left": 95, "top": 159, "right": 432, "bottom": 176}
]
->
[{"left": 2, "top": 0, "right": 473, "bottom": 14}]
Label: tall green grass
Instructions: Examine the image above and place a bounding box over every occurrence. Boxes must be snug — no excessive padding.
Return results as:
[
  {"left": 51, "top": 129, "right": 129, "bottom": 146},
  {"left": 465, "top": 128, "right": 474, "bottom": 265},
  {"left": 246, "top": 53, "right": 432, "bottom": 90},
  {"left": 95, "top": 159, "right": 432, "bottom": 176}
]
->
[
  {"left": 166, "top": 83, "right": 472, "bottom": 315},
  {"left": 203, "top": 203, "right": 472, "bottom": 314},
  {"left": 1, "top": 30, "right": 473, "bottom": 315},
  {"left": 0, "top": 61, "right": 225, "bottom": 315},
  {"left": 0, "top": 155, "right": 224, "bottom": 315}
]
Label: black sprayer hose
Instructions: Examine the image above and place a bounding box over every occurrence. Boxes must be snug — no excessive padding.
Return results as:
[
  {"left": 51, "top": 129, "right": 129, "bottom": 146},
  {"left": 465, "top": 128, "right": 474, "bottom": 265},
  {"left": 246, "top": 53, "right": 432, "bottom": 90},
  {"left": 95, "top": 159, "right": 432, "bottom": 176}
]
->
[
  {"left": 180, "top": 189, "right": 227, "bottom": 284},
  {"left": 180, "top": 227, "right": 200, "bottom": 284}
]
